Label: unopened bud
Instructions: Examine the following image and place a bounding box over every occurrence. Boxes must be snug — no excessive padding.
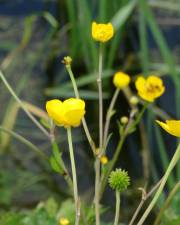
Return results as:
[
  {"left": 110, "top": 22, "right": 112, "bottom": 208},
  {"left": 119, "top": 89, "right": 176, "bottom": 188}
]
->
[
  {"left": 62, "top": 56, "right": 72, "bottom": 66},
  {"left": 130, "top": 96, "right": 139, "bottom": 105},
  {"left": 120, "top": 116, "right": 128, "bottom": 124}
]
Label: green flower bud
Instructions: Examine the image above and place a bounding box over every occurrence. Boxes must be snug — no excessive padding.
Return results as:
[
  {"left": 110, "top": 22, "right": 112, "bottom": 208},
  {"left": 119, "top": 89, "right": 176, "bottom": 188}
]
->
[{"left": 109, "top": 168, "right": 130, "bottom": 192}]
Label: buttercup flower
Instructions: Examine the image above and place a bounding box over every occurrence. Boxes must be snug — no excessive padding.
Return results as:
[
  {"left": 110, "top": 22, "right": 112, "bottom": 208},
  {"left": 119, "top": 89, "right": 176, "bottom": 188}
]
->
[
  {"left": 46, "top": 98, "right": 85, "bottom": 128},
  {"left": 156, "top": 120, "right": 180, "bottom": 137},
  {"left": 113, "top": 72, "right": 130, "bottom": 89},
  {"left": 59, "top": 217, "right": 70, "bottom": 225},
  {"left": 92, "top": 22, "right": 114, "bottom": 43},
  {"left": 135, "top": 75, "right": 165, "bottom": 102}
]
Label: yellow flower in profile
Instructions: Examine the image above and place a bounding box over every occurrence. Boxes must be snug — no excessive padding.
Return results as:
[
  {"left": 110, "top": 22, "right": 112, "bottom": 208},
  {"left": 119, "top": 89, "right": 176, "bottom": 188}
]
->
[
  {"left": 135, "top": 75, "right": 165, "bottom": 102},
  {"left": 92, "top": 22, "right": 114, "bottom": 43},
  {"left": 156, "top": 120, "right": 180, "bottom": 137},
  {"left": 113, "top": 72, "right": 130, "bottom": 89},
  {"left": 100, "top": 155, "right": 108, "bottom": 165},
  {"left": 59, "top": 217, "right": 70, "bottom": 225},
  {"left": 46, "top": 98, "right": 85, "bottom": 128}
]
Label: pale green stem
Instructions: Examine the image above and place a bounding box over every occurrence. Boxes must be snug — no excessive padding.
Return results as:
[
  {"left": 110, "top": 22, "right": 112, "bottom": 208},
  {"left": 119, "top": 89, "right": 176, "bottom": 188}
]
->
[
  {"left": 65, "top": 65, "right": 96, "bottom": 154},
  {"left": 114, "top": 190, "right": 121, "bottom": 225},
  {"left": 0, "top": 126, "right": 48, "bottom": 160},
  {"left": 137, "top": 143, "right": 180, "bottom": 225},
  {"left": 100, "top": 136, "right": 126, "bottom": 198},
  {"left": 103, "top": 88, "right": 120, "bottom": 147},
  {"left": 153, "top": 181, "right": 180, "bottom": 225},
  {"left": 95, "top": 43, "right": 103, "bottom": 225},
  {"left": 100, "top": 104, "right": 148, "bottom": 198},
  {"left": 0, "top": 70, "right": 50, "bottom": 138},
  {"left": 67, "top": 127, "right": 80, "bottom": 225}
]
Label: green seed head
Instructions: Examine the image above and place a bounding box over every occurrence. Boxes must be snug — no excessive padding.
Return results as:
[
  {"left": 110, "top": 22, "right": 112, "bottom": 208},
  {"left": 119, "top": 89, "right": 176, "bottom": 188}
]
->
[{"left": 109, "top": 168, "right": 130, "bottom": 192}]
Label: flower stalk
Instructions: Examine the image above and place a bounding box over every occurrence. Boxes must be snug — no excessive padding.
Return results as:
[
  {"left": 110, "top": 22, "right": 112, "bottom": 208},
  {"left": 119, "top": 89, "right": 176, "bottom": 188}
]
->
[
  {"left": 65, "top": 62, "right": 96, "bottom": 155},
  {"left": 103, "top": 88, "right": 120, "bottom": 147},
  {"left": 95, "top": 43, "right": 104, "bottom": 225},
  {"left": 114, "top": 190, "right": 120, "bottom": 225},
  {"left": 137, "top": 143, "right": 180, "bottom": 225},
  {"left": 67, "top": 127, "right": 80, "bottom": 225}
]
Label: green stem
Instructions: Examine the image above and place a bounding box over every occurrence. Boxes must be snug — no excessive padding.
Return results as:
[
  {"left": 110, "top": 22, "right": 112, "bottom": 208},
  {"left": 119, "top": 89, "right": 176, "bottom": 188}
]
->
[
  {"left": 103, "top": 88, "right": 120, "bottom": 147},
  {"left": 0, "top": 70, "right": 50, "bottom": 138},
  {"left": 65, "top": 65, "right": 96, "bottom": 155},
  {"left": 137, "top": 143, "right": 180, "bottom": 225},
  {"left": 0, "top": 126, "right": 48, "bottom": 160},
  {"left": 95, "top": 43, "right": 104, "bottom": 225},
  {"left": 114, "top": 190, "right": 120, "bottom": 225},
  {"left": 101, "top": 103, "right": 148, "bottom": 198},
  {"left": 100, "top": 135, "right": 126, "bottom": 198},
  {"left": 153, "top": 181, "right": 180, "bottom": 225},
  {"left": 95, "top": 158, "right": 101, "bottom": 225},
  {"left": 67, "top": 127, "right": 80, "bottom": 225}
]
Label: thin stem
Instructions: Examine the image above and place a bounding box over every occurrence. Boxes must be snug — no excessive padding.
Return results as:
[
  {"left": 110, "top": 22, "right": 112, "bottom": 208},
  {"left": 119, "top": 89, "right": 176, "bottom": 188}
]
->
[
  {"left": 95, "top": 43, "right": 104, "bottom": 225},
  {"left": 100, "top": 135, "right": 126, "bottom": 198},
  {"left": 65, "top": 65, "right": 96, "bottom": 154},
  {"left": 114, "top": 190, "right": 120, "bottom": 225},
  {"left": 0, "top": 70, "right": 50, "bottom": 138},
  {"left": 128, "top": 179, "right": 162, "bottom": 225},
  {"left": 101, "top": 104, "right": 148, "bottom": 198},
  {"left": 137, "top": 143, "right": 180, "bottom": 225},
  {"left": 0, "top": 126, "right": 48, "bottom": 160},
  {"left": 97, "top": 43, "right": 103, "bottom": 152},
  {"left": 153, "top": 181, "right": 180, "bottom": 225},
  {"left": 103, "top": 88, "right": 120, "bottom": 147},
  {"left": 95, "top": 158, "right": 101, "bottom": 225},
  {"left": 67, "top": 127, "right": 80, "bottom": 225}
]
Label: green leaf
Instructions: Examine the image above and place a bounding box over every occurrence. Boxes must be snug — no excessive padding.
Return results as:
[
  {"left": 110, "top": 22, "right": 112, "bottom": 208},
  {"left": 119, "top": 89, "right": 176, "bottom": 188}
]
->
[
  {"left": 111, "top": 0, "right": 137, "bottom": 30},
  {"left": 50, "top": 156, "right": 63, "bottom": 174}
]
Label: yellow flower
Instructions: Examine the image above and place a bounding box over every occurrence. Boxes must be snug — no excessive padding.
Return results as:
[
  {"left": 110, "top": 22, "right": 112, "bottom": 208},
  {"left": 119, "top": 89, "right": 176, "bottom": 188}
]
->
[
  {"left": 100, "top": 155, "right": 108, "bottom": 165},
  {"left": 92, "top": 21, "right": 114, "bottom": 43},
  {"left": 113, "top": 72, "right": 130, "bottom": 89},
  {"left": 156, "top": 120, "right": 180, "bottom": 137},
  {"left": 59, "top": 217, "right": 70, "bottom": 225},
  {"left": 135, "top": 75, "right": 165, "bottom": 102},
  {"left": 46, "top": 98, "right": 85, "bottom": 128}
]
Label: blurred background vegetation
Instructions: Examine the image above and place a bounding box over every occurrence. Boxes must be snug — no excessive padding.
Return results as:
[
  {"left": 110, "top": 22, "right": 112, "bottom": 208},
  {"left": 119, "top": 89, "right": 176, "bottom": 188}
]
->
[{"left": 0, "top": 0, "right": 180, "bottom": 224}]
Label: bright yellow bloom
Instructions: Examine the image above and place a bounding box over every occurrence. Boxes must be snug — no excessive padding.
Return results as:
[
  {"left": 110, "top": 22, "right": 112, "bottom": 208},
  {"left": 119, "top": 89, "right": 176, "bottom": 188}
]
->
[
  {"left": 92, "top": 22, "right": 114, "bottom": 43},
  {"left": 135, "top": 75, "right": 165, "bottom": 102},
  {"left": 156, "top": 120, "right": 180, "bottom": 137},
  {"left": 59, "top": 217, "right": 70, "bottom": 225},
  {"left": 113, "top": 72, "right": 130, "bottom": 89},
  {"left": 46, "top": 98, "right": 85, "bottom": 128},
  {"left": 100, "top": 155, "right": 108, "bottom": 165}
]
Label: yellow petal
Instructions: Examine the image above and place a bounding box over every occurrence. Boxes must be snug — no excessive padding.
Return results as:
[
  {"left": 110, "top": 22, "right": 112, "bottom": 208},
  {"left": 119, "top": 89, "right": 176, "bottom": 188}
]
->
[
  {"left": 156, "top": 120, "right": 180, "bottom": 137},
  {"left": 63, "top": 98, "right": 85, "bottom": 127},
  {"left": 46, "top": 99, "right": 65, "bottom": 126},
  {"left": 135, "top": 77, "right": 146, "bottom": 92}
]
